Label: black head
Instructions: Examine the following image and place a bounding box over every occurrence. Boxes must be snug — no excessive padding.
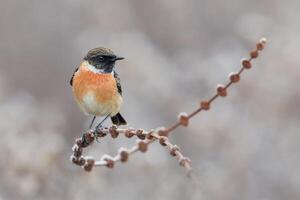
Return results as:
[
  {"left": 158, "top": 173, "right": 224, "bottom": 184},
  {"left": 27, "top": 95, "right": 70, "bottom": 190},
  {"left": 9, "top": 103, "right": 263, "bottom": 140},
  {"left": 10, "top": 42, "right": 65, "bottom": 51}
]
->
[{"left": 84, "top": 47, "right": 124, "bottom": 73}]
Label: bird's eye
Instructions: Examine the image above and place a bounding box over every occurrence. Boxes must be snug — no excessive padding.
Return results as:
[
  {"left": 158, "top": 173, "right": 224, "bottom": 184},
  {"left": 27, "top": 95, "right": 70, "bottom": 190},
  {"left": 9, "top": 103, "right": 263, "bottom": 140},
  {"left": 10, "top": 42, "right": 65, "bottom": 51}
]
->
[{"left": 98, "top": 56, "right": 104, "bottom": 61}]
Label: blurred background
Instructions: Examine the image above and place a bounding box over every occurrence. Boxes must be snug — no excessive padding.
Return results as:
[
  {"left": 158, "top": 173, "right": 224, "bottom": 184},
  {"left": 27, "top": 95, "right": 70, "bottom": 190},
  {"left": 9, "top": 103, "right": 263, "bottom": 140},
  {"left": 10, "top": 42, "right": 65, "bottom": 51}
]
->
[{"left": 0, "top": 0, "right": 299, "bottom": 199}]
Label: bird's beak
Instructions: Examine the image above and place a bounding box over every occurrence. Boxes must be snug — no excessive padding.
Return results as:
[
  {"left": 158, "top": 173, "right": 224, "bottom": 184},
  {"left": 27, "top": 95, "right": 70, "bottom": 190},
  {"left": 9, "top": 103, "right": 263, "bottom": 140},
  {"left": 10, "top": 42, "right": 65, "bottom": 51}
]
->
[{"left": 114, "top": 56, "right": 125, "bottom": 61}]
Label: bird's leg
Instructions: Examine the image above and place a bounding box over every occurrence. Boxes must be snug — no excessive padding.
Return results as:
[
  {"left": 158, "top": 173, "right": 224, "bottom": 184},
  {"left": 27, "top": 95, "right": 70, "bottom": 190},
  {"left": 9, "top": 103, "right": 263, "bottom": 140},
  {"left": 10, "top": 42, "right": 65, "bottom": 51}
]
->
[
  {"left": 89, "top": 116, "right": 96, "bottom": 129},
  {"left": 95, "top": 114, "right": 110, "bottom": 130}
]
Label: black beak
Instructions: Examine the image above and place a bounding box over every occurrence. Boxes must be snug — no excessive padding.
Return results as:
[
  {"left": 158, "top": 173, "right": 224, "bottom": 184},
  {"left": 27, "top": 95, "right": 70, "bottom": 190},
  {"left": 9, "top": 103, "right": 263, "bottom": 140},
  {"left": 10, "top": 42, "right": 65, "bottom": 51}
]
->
[{"left": 113, "top": 56, "right": 125, "bottom": 61}]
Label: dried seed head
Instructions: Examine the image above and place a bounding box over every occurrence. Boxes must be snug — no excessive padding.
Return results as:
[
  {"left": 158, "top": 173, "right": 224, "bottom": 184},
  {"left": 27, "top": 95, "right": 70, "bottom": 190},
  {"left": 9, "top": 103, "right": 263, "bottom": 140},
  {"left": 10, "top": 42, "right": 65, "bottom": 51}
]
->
[
  {"left": 71, "top": 155, "right": 86, "bottom": 166},
  {"left": 178, "top": 112, "right": 189, "bottom": 126},
  {"left": 178, "top": 157, "right": 191, "bottom": 167},
  {"left": 70, "top": 155, "right": 78, "bottom": 164},
  {"left": 95, "top": 127, "right": 107, "bottom": 137},
  {"left": 106, "top": 159, "right": 114, "bottom": 168},
  {"left": 216, "top": 84, "right": 227, "bottom": 97},
  {"left": 159, "top": 136, "right": 168, "bottom": 146},
  {"left": 257, "top": 38, "right": 266, "bottom": 51},
  {"left": 109, "top": 125, "right": 119, "bottom": 138},
  {"left": 250, "top": 50, "right": 259, "bottom": 59},
  {"left": 72, "top": 144, "right": 79, "bottom": 152},
  {"left": 256, "top": 43, "right": 264, "bottom": 51},
  {"left": 170, "top": 145, "right": 180, "bottom": 156},
  {"left": 72, "top": 145, "right": 83, "bottom": 157},
  {"left": 157, "top": 127, "right": 167, "bottom": 136},
  {"left": 85, "top": 131, "right": 95, "bottom": 142},
  {"left": 200, "top": 101, "right": 210, "bottom": 110},
  {"left": 146, "top": 131, "right": 154, "bottom": 140},
  {"left": 229, "top": 73, "right": 240, "bottom": 83},
  {"left": 136, "top": 129, "right": 146, "bottom": 140},
  {"left": 81, "top": 131, "right": 95, "bottom": 147},
  {"left": 241, "top": 59, "right": 252, "bottom": 69},
  {"left": 83, "top": 165, "right": 92, "bottom": 172},
  {"left": 83, "top": 157, "right": 95, "bottom": 172},
  {"left": 101, "top": 155, "right": 114, "bottom": 168},
  {"left": 75, "top": 138, "right": 83, "bottom": 147},
  {"left": 137, "top": 141, "right": 148, "bottom": 153},
  {"left": 119, "top": 148, "right": 129, "bottom": 163},
  {"left": 124, "top": 128, "right": 135, "bottom": 138},
  {"left": 78, "top": 156, "right": 86, "bottom": 166},
  {"left": 259, "top": 37, "right": 267, "bottom": 45}
]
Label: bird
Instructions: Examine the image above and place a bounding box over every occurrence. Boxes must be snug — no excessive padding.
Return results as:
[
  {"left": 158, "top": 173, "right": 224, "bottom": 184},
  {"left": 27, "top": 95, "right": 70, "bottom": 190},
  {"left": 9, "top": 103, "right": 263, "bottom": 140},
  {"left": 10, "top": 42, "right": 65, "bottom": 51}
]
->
[{"left": 70, "top": 47, "right": 127, "bottom": 129}]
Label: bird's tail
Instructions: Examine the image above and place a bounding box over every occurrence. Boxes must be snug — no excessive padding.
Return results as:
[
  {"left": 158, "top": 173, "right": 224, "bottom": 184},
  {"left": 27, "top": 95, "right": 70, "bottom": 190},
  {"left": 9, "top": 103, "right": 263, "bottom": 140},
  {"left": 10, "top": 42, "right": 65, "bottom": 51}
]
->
[{"left": 111, "top": 113, "right": 127, "bottom": 126}]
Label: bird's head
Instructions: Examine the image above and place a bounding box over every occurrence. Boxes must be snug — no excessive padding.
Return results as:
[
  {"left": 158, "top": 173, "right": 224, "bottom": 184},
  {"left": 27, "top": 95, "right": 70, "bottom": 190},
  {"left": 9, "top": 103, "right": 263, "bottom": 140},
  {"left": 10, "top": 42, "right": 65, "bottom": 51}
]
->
[{"left": 84, "top": 47, "right": 124, "bottom": 73}]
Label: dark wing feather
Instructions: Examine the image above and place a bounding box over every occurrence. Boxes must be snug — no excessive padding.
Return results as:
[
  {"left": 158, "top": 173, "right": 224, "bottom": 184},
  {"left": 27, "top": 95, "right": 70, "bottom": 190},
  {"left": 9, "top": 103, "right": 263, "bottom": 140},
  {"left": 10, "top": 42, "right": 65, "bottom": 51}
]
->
[
  {"left": 70, "top": 67, "right": 79, "bottom": 86},
  {"left": 113, "top": 71, "right": 122, "bottom": 95}
]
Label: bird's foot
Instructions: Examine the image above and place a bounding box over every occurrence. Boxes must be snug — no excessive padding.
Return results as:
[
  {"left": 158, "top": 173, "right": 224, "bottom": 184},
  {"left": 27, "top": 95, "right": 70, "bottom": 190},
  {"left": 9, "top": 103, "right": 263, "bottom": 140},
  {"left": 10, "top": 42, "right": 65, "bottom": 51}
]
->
[{"left": 94, "top": 125, "right": 108, "bottom": 143}]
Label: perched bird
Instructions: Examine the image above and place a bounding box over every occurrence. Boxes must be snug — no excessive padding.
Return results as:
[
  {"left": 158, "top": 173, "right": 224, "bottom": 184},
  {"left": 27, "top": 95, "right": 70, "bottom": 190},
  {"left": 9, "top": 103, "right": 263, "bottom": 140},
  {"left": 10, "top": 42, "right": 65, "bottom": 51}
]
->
[{"left": 70, "top": 47, "right": 127, "bottom": 129}]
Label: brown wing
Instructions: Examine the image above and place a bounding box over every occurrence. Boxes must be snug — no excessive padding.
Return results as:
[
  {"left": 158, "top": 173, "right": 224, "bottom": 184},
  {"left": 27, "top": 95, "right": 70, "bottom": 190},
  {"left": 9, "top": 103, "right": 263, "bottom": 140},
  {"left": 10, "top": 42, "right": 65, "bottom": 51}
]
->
[
  {"left": 70, "top": 67, "right": 78, "bottom": 86},
  {"left": 113, "top": 70, "right": 122, "bottom": 95}
]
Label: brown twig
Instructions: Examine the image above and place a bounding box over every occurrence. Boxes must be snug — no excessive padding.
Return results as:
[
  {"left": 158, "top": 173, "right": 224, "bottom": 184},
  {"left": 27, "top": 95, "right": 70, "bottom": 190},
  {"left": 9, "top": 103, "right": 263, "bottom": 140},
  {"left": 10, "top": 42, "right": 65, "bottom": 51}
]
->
[{"left": 70, "top": 38, "right": 267, "bottom": 178}]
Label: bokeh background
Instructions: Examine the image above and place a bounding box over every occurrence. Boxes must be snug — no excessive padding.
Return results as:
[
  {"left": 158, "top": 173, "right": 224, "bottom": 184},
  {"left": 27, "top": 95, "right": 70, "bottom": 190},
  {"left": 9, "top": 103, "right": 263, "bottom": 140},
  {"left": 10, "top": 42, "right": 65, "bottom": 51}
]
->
[{"left": 0, "top": 0, "right": 299, "bottom": 199}]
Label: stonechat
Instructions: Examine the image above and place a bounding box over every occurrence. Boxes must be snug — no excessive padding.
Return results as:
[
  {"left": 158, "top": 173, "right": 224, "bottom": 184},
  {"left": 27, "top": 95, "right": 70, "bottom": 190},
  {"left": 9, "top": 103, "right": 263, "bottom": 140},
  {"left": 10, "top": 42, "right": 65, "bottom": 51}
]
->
[{"left": 70, "top": 47, "right": 127, "bottom": 129}]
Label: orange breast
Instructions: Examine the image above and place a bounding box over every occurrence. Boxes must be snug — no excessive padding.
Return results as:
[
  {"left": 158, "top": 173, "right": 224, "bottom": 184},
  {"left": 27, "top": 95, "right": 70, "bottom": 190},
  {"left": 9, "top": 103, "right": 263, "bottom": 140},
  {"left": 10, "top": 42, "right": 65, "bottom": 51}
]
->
[{"left": 72, "top": 63, "right": 118, "bottom": 104}]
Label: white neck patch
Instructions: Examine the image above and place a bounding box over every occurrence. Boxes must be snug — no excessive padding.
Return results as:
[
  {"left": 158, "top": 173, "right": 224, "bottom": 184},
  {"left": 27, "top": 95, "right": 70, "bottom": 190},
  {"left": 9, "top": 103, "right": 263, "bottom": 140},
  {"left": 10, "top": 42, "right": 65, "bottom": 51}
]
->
[
  {"left": 83, "top": 61, "right": 114, "bottom": 75},
  {"left": 86, "top": 62, "right": 104, "bottom": 73}
]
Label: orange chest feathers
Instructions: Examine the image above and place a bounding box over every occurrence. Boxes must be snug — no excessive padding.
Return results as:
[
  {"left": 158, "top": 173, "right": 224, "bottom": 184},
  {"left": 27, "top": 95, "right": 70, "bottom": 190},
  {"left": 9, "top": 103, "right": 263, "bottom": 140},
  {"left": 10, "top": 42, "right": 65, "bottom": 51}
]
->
[{"left": 72, "top": 66, "right": 118, "bottom": 104}]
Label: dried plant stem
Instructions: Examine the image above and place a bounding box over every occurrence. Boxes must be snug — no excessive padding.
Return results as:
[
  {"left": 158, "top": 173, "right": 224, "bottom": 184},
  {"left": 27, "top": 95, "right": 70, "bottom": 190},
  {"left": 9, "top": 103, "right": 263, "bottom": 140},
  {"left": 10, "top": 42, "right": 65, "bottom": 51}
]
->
[{"left": 71, "top": 38, "right": 267, "bottom": 177}]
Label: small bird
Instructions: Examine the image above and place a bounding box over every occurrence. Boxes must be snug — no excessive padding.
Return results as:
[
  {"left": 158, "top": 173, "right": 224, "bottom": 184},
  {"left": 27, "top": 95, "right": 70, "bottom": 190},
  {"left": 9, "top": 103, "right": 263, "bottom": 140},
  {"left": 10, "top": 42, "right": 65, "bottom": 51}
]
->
[{"left": 70, "top": 47, "right": 127, "bottom": 129}]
